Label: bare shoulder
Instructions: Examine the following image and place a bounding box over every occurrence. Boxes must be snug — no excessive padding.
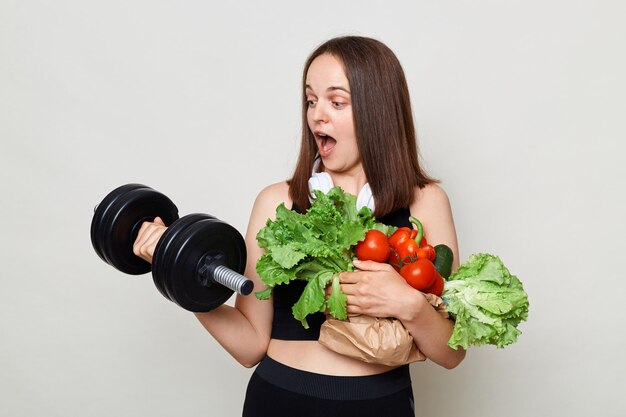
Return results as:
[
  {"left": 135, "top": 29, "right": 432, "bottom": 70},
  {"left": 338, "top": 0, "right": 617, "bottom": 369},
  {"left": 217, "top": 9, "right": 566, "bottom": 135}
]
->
[
  {"left": 258, "top": 180, "right": 291, "bottom": 201},
  {"left": 411, "top": 183, "right": 452, "bottom": 213},
  {"left": 252, "top": 181, "right": 292, "bottom": 219}
]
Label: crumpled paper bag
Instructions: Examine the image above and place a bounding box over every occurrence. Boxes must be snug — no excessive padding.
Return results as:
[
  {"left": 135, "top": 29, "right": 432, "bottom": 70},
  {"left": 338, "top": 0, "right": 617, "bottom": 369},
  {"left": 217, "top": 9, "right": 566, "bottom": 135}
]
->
[{"left": 318, "top": 293, "right": 448, "bottom": 366}]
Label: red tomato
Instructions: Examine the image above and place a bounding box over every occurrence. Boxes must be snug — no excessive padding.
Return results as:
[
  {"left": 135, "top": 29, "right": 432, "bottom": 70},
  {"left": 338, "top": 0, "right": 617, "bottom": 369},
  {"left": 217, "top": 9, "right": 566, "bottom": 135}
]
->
[
  {"left": 424, "top": 272, "right": 444, "bottom": 296},
  {"left": 355, "top": 230, "right": 390, "bottom": 263},
  {"left": 399, "top": 259, "right": 437, "bottom": 290}
]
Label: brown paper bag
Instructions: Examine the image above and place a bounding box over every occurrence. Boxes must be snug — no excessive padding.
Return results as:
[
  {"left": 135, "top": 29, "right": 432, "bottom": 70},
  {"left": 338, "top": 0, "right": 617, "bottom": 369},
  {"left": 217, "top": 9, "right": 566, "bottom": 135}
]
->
[{"left": 318, "top": 293, "right": 448, "bottom": 366}]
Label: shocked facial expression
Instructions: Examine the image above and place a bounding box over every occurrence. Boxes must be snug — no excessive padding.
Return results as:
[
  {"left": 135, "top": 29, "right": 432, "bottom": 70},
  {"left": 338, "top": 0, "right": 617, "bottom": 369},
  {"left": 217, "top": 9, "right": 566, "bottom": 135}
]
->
[{"left": 305, "top": 53, "right": 361, "bottom": 174}]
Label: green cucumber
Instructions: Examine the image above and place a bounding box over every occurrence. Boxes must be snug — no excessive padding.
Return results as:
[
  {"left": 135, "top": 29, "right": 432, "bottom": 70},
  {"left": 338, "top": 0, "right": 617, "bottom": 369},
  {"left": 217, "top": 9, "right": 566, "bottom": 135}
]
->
[{"left": 433, "top": 244, "right": 454, "bottom": 279}]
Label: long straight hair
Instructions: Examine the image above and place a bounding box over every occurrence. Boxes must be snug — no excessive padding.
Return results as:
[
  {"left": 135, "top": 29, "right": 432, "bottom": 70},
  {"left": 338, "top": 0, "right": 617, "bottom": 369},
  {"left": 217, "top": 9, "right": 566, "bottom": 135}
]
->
[{"left": 289, "top": 36, "right": 436, "bottom": 217}]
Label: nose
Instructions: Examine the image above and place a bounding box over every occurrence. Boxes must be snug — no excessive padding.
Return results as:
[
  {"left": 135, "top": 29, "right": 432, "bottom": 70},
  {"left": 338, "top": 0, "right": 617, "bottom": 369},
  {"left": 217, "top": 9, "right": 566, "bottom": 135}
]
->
[{"left": 311, "top": 102, "right": 328, "bottom": 123}]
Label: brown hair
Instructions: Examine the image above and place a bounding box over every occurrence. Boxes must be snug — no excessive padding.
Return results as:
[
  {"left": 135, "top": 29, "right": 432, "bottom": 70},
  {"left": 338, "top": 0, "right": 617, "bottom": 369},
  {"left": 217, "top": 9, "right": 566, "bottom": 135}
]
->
[{"left": 288, "top": 36, "right": 436, "bottom": 217}]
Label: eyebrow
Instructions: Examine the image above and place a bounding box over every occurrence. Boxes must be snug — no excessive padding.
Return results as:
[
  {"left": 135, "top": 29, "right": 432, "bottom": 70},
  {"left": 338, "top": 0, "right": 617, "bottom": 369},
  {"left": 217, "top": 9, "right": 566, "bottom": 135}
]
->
[{"left": 305, "top": 84, "right": 351, "bottom": 94}]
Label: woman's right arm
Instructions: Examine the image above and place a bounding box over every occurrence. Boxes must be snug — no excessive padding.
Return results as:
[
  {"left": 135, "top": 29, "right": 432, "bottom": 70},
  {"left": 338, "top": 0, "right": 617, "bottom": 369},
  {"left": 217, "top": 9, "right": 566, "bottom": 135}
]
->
[
  {"left": 194, "top": 183, "right": 290, "bottom": 367},
  {"left": 133, "top": 182, "right": 290, "bottom": 368}
]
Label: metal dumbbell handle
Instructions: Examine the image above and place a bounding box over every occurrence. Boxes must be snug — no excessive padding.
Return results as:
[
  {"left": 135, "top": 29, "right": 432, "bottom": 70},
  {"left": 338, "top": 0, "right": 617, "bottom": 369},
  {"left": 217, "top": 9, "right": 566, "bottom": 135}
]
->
[
  {"left": 198, "top": 260, "right": 254, "bottom": 296},
  {"left": 212, "top": 265, "right": 254, "bottom": 296}
]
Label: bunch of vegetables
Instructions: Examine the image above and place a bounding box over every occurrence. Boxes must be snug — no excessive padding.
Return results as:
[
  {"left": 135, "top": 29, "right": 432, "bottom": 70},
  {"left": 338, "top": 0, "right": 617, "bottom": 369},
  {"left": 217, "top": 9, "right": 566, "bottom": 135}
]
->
[
  {"left": 254, "top": 187, "right": 393, "bottom": 328},
  {"left": 354, "top": 217, "right": 453, "bottom": 296},
  {"left": 255, "top": 187, "right": 529, "bottom": 349}
]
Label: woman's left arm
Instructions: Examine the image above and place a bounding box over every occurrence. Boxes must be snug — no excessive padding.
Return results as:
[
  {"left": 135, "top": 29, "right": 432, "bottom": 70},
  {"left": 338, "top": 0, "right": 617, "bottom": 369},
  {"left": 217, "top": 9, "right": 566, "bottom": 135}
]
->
[
  {"left": 406, "top": 183, "right": 464, "bottom": 368},
  {"left": 339, "top": 184, "right": 465, "bottom": 369}
]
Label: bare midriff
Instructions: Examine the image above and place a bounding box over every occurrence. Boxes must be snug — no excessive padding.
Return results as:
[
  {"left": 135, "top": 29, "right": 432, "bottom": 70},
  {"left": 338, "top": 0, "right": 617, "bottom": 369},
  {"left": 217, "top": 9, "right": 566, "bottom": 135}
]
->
[{"left": 266, "top": 339, "right": 398, "bottom": 376}]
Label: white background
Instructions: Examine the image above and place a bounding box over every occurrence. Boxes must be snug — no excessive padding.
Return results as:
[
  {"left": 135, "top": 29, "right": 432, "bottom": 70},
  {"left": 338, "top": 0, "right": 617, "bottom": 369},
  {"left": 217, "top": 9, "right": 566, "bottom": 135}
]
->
[{"left": 1, "top": 1, "right": 624, "bottom": 416}]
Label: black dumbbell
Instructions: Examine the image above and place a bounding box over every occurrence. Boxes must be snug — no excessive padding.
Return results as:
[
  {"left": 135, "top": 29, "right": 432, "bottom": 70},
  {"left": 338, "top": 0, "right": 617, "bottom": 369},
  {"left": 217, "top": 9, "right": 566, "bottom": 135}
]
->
[{"left": 91, "top": 184, "right": 253, "bottom": 312}]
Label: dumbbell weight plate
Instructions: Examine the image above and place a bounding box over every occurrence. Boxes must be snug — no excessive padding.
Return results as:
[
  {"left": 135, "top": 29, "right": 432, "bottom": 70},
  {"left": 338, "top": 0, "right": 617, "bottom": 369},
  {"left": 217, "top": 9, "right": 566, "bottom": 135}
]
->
[
  {"left": 152, "top": 213, "right": 215, "bottom": 301},
  {"left": 97, "top": 185, "right": 179, "bottom": 275},
  {"left": 155, "top": 217, "right": 247, "bottom": 312},
  {"left": 91, "top": 184, "right": 179, "bottom": 275},
  {"left": 91, "top": 184, "right": 145, "bottom": 266}
]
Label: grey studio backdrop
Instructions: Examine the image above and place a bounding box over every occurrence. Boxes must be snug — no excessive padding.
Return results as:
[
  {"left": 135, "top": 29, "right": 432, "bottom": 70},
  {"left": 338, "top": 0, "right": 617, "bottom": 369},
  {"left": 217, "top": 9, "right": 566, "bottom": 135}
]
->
[{"left": 1, "top": 1, "right": 624, "bottom": 416}]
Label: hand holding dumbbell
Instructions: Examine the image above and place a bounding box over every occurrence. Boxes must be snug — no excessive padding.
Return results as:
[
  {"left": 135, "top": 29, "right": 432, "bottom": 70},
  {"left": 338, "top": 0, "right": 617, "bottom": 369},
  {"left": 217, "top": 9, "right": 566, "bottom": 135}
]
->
[
  {"left": 133, "top": 216, "right": 167, "bottom": 263},
  {"left": 91, "top": 184, "right": 253, "bottom": 312}
]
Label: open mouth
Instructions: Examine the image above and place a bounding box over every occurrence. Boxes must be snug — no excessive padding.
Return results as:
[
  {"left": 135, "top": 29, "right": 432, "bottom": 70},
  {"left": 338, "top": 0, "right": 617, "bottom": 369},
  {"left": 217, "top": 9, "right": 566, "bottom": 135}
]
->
[{"left": 315, "top": 132, "right": 337, "bottom": 157}]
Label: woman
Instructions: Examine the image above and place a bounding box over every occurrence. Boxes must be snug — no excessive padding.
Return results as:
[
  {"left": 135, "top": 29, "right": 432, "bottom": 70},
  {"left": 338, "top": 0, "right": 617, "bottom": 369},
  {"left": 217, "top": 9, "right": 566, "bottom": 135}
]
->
[{"left": 134, "top": 36, "right": 465, "bottom": 416}]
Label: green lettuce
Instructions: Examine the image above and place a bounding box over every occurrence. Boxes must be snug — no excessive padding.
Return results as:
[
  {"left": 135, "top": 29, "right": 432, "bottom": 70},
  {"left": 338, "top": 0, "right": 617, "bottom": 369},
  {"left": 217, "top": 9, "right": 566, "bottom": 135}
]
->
[
  {"left": 443, "top": 253, "right": 529, "bottom": 349},
  {"left": 255, "top": 187, "right": 395, "bottom": 328}
]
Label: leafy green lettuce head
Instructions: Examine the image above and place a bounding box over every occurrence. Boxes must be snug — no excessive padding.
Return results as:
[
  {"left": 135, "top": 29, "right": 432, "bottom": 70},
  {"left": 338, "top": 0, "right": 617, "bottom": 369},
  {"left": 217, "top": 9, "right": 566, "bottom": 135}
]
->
[{"left": 443, "top": 253, "right": 529, "bottom": 349}]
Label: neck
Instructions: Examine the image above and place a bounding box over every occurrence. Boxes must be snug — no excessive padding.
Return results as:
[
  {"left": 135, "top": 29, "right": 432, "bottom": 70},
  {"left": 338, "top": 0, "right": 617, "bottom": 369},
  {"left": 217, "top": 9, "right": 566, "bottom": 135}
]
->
[{"left": 326, "top": 168, "right": 368, "bottom": 196}]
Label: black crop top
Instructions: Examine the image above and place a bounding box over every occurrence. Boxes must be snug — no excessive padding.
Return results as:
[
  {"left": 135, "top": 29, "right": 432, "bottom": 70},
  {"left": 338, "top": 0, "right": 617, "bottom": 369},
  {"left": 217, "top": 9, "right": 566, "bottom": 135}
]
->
[{"left": 270, "top": 204, "right": 413, "bottom": 340}]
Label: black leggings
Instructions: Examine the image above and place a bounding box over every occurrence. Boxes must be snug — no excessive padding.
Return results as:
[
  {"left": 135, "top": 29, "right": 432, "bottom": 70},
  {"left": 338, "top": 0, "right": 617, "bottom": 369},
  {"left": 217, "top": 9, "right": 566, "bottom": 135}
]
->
[{"left": 243, "top": 356, "right": 415, "bottom": 417}]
